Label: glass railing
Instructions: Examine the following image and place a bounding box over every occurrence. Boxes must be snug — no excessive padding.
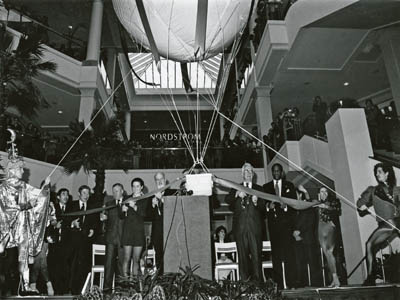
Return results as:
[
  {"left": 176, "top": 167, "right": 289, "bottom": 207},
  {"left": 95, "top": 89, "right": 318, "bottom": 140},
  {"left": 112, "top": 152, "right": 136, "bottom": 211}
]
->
[{"left": 123, "top": 147, "right": 263, "bottom": 169}]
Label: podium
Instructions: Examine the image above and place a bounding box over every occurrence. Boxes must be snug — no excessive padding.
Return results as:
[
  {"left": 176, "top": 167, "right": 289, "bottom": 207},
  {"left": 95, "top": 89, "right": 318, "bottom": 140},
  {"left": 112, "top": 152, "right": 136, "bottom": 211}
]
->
[{"left": 163, "top": 196, "right": 212, "bottom": 279}]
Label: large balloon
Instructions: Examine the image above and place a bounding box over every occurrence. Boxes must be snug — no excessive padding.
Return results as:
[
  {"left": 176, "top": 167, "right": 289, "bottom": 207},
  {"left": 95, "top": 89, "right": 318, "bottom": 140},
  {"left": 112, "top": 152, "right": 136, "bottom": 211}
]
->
[{"left": 112, "top": 0, "right": 252, "bottom": 62}]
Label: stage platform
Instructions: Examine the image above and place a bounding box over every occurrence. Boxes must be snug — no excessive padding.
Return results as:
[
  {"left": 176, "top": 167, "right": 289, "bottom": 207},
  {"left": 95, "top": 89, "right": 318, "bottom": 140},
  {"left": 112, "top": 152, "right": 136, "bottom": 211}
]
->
[
  {"left": 282, "top": 284, "right": 400, "bottom": 300},
  {"left": 2, "top": 284, "right": 399, "bottom": 300}
]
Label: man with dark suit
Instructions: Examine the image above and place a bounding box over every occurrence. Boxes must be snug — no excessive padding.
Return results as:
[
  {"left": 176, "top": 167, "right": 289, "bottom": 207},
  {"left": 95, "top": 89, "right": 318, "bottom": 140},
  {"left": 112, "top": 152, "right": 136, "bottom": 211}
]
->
[
  {"left": 48, "top": 188, "right": 71, "bottom": 294},
  {"left": 67, "top": 185, "right": 96, "bottom": 295},
  {"left": 149, "top": 172, "right": 176, "bottom": 274},
  {"left": 293, "top": 185, "right": 323, "bottom": 287},
  {"left": 263, "top": 163, "right": 297, "bottom": 289},
  {"left": 99, "top": 183, "right": 126, "bottom": 293},
  {"left": 225, "top": 163, "right": 265, "bottom": 281}
]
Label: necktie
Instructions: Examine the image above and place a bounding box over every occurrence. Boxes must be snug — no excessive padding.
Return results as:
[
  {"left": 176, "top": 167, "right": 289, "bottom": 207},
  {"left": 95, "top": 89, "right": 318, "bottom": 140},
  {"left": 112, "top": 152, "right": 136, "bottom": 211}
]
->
[
  {"left": 80, "top": 204, "right": 86, "bottom": 223},
  {"left": 274, "top": 181, "right": 280, "bottom": 197}
]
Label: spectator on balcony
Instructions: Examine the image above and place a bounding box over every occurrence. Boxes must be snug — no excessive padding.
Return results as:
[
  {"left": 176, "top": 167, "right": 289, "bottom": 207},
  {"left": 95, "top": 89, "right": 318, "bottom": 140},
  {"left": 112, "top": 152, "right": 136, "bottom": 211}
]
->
[
  {"left": 364, "top": 99, "right": 382, "bottom": 147},
  {"left": 312, "top": 96, "right": 328, "bottom": 136}
]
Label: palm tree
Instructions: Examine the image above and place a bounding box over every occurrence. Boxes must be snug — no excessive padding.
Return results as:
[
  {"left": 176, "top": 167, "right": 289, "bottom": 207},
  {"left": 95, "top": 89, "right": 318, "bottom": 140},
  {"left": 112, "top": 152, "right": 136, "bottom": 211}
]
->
[
  {"left": 63, "top": 116, "right": 129, "bottom": 205},
  {"left": 0, "top": 21, "right": 56, "bottom": 149}
]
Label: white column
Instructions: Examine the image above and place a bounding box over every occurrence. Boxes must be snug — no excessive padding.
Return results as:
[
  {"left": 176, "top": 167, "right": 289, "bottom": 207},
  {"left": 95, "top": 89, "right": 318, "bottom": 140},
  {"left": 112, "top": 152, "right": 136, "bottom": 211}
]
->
[
  {"left": 86, "top": 0, "right": 104, "bottom": 62},
  {"left": 219, "top": 115, "right": 225, "bottom": 140},
  {"left": 255, "top": 87, "right": 273, "bottom": 178},
  {"left": 78, "top": 88, "right": 97, "bottom": 126},
  {"left": 326, "top": 109, "right": 377, "bottom": 284},
  {"left": 125, "top": 111, "right": 131, "bottom": 140},
  {"left": 380, "top": 32, "right": 400, "bottom": 116}
]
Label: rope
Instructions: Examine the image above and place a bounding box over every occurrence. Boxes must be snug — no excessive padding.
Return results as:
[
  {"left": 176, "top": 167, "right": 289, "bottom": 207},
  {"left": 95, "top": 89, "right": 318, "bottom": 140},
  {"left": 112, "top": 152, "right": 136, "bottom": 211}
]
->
[
  {"left": 202, "top": 96, "right": 400, "bottom": 233},
  {"left": 159, "top": 94, "right": 196, "bottom": 163}
]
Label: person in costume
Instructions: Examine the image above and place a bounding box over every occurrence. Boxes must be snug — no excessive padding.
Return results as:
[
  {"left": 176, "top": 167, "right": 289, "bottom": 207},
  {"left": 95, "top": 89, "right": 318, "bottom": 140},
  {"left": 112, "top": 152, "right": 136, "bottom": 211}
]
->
[
  {"left": 317, "top": 186, "right": 341, "bottom": 287},
  {"left": 357, "top": 163, "right": 400, "bottom": 286},
  {"left": 0, "top": 131, "right": 50, "bottom": 295}
]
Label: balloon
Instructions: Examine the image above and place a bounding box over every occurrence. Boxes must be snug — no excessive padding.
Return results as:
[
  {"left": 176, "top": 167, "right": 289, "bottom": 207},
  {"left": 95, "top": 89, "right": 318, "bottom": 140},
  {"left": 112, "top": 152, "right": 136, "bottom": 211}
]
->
[{"left": 112, "top": 0, "right": 252, "bottom": 62}]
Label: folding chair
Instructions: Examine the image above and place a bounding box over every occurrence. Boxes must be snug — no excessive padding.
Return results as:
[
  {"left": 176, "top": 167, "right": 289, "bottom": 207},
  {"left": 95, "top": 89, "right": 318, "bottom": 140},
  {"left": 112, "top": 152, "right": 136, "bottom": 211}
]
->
[
  {"left": 262, "top": 241, "right": 273, "bottom": 282},
  {"left": 214, "top": 242, "right": 239, "bottom": 281}
]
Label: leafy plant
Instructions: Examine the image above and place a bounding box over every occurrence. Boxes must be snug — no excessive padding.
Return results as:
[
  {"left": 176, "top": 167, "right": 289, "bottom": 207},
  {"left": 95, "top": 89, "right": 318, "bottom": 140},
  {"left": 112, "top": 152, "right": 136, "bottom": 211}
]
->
[
  {"left": 0, "top": 21, "right": 56, "bottom": 149},
  {"left": 78, "top": 266, "right": 282, "bottom": 300},
  {"left": 63, "top": 116, "right": 128, "bottom": 204}
]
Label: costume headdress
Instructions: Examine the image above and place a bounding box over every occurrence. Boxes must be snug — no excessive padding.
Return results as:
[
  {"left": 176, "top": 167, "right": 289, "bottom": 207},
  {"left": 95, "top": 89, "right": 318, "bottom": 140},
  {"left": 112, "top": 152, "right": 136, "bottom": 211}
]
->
[{"left": 6, "top": 128, "right": 24, "bottom": 171}]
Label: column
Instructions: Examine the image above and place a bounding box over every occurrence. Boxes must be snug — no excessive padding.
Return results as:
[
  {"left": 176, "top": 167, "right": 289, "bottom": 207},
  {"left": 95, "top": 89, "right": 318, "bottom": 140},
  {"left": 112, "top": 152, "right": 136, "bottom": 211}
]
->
[
  {"left": 326, "top": 108, "right": 377, "bottom": 284},
  {"left": 125, "top": 111, "right": 131, "bottom": 140},
  {"left": 106, "top": 48, "right": 117, "bottom": 102},
  {"left": 79, "top": 0, "right": 104, "bottom": 126},
  {"left": 78, "top": 88, "right": 97, "bottom": 126},
  {"left": 254, "top": 86, "right": 273, "bottom": 178},
  {"left": 219, "top": 115, "right": 225, "bottom": 140},
  {"left": 379, "top": 32, "right": 400, "bottom": 116},
  {"left": 86, "top": 0, "right": 104, "bottom": 62}
]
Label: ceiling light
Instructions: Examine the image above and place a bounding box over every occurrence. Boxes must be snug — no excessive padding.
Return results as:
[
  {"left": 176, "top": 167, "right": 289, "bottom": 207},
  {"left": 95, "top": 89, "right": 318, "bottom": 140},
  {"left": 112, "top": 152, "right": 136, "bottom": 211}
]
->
[
  {"left": 68, "top": 25, "right": 73, "bottom": 30},
  {"left": 344, "top": 82, "right": 349, "bottom": 86},
  {"left": 144, "top": 120, "right": 147, "bottom": 123},
  {"left": 57, "top": 110, "right": 63, "bottom": 114}
]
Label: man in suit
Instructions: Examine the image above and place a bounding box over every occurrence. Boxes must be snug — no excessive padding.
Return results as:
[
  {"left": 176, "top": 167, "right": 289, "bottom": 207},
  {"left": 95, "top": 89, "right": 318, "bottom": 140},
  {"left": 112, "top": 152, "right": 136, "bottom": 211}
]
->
[
  {"left": 100, "top": 183, "right": 126, "bottom": 293},
  {"left": 293, "top": 185, "right": 323, "bottom": 287},
  {"left": 48, "top": 188, "right": 71, "bottom": 294},
  {"left": 67, "top": 185, "right": 96, "bottom": 295},
  {"left": 149, "top": 172, "right": 176, "bottom": 274},
  {"left": 225, "top": 163, "right": 265, "bottom": 281},
  {"left": 263, "top": 163, "right": 297, "bottom": 289}
]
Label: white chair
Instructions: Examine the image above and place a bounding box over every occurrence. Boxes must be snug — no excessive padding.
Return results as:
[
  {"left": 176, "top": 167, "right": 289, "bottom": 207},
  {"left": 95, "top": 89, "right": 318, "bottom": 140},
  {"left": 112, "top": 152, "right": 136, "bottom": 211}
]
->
[
  {"left": 261, "top": 241, "right": 273, "bottom": 282},
  {"left": 91, "top": 244, "right": 106, "bottom": 289},
  {"left": 146, "top": 248, "right": 156, "bottom": 267},
  {"left": 214, "top": 242, "right": 239, "bottom": 281},
  {"left": 141, "top": 248, "right": 157, "bottom": 273}
]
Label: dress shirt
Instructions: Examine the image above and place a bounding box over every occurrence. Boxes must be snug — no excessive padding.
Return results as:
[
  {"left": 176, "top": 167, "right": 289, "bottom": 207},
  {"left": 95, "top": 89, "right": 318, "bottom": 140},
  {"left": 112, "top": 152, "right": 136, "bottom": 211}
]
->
[
  {"left": 79, "top": 200, "right": 87, "bottom": 211},
  {"left": 243, "top": 182, "right": 252, "bottom": 189},
  {"left": 273, "top": 179, "right": 282, "bottom": 197}
]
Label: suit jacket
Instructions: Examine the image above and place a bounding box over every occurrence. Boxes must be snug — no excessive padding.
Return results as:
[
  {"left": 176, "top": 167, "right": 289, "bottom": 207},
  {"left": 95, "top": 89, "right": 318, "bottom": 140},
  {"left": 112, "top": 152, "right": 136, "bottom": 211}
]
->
[
  {"left": 294, "top": 204, "right": 318, "bottom": 244},
  {"left": 102, "top": 196, "right": 125, "bottom": 245},
  {"left": 53, "top": 201, "right": 71, "bottom": 243},
  {"left": 66, "top": 200, "right": 96, "bottom": 244},
  {"left": 263, "top": 180, "right": 296, "bottom": 230},
  {"left": 148, "top": 188, "right": 177, "bottom": 222},
  {"left": 225, "top": 183, "right": 265, "bottom": 237}
]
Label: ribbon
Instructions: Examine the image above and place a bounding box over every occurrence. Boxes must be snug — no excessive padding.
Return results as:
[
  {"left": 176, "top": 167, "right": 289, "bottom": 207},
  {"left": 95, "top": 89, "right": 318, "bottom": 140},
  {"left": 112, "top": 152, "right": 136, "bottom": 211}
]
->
[
  {"left": 62, "top": 177, "right": 184, "bottom": 217},
  {"left": 213, "top": 176, "right": 320, "bottom": 210}
]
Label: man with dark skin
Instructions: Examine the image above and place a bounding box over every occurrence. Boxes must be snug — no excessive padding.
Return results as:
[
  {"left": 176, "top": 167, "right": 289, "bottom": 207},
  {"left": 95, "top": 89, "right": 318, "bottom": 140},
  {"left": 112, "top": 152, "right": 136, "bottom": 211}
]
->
[{"left": 263, "top": 163, "right": 297, "bottom": 289}]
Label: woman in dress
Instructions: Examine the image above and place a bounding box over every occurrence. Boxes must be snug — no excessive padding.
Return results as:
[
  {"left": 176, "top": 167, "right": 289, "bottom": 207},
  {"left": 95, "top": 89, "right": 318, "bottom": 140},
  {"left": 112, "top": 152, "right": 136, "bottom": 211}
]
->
[
  {"left": 357, "top": 163, "right": 400, "bottom": 286},
  {"left": 121, "top": 177, "right": 147, "bottom": 276},
  {"left": 317, "top": 186, "right": 341, "bottom": 287}
]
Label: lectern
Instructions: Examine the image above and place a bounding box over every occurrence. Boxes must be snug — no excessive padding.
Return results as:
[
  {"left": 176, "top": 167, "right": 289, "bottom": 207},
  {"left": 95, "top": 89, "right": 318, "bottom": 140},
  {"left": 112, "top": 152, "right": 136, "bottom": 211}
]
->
[{"left": 163, "top": 195, "right": 212, "bottom": 279}]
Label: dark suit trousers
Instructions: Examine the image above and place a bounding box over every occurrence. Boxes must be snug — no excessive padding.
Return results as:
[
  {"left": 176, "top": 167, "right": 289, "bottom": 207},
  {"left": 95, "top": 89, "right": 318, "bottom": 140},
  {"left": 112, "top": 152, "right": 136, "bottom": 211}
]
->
[
  {"left": 69, "top": 235, "right": 92, "bottom": 295},
  {"left": 49, "top": 242, "right": 71, "bottom": 294},
  {"left": 104, "top": 243, "right": 124, "bottom": 291},
  {"left": 295, "top": 241, "right": 323, "bottom": 287},
  {"left": 268, "top": 217, "right": 296, "bottom": 289},
  {"left": 151, "top": 218, "right": 163, "bottom": 273},
  {"left": 236, "top": 230, "right": 262, "bottom": 281}
]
